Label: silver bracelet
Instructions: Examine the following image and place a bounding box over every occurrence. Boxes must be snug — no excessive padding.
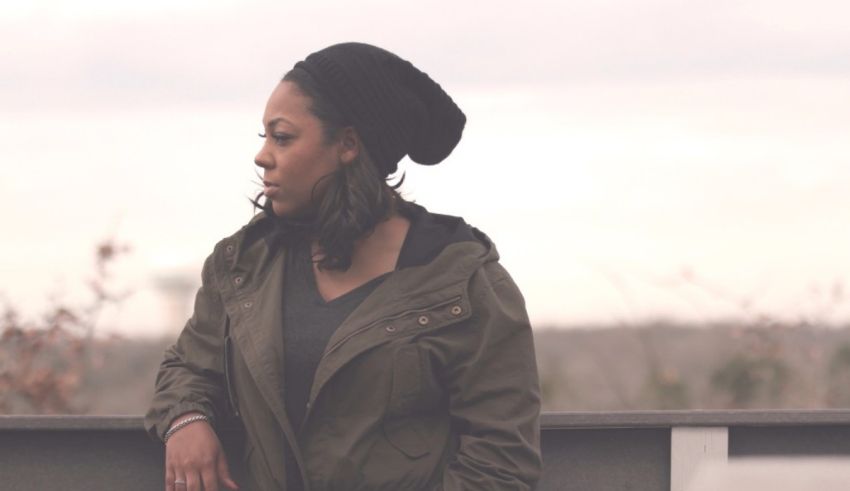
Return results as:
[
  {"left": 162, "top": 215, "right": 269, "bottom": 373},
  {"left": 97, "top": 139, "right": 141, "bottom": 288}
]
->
[{"left": 164, "top": 414, "right": 209, "bottom": 444}]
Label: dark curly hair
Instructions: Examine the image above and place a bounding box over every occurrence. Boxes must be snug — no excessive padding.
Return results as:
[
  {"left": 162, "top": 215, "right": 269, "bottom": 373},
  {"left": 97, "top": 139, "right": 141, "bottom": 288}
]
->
[{"left": 251, "top": 66, "right": 411, "bottom": 271}]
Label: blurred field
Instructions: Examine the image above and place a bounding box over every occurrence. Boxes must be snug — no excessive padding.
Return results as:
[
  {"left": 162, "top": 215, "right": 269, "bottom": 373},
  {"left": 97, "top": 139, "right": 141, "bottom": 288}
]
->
[
  {"left": 4, "top": 321, "right": 850, "bottom": 414},
  {"left": 536, "top": 323, "right": 850, "bottom": 411}
]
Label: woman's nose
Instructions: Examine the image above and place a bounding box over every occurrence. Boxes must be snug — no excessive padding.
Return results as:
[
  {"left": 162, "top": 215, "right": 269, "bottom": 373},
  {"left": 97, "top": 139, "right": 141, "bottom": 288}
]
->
[{"left": 254, "top": 149, "right": 272, "bottom": 169}]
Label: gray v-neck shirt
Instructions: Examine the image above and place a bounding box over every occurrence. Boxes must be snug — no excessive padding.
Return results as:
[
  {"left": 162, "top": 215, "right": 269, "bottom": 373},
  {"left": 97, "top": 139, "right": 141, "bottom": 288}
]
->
[
  {"left": 281, "top": 241, "right": 389, "bottom": 489},
  {"left": 282, "top": 241, "right": 390, "bottom": 429}
]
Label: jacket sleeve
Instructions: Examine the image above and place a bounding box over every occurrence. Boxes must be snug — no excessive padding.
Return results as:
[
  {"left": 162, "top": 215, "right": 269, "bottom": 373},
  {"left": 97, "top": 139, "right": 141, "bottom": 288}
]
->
[
  {"left": 436, "top": 264, "right": 543, "bottom": 490},
  {"left": 143, "top": 249, "right": 229, "bottom": 443}
]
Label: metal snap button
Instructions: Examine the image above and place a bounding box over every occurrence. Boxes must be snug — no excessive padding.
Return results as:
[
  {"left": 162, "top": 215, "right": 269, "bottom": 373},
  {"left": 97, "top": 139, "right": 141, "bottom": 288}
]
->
[
  {"left": 225, "top": 244, "right": 234, "bottom": 253},
  {"left": 243, "top": 301, "right": 253, "bottom": 309},
  {"left": 451, "top": 305, "right": 463, "bottom": 316},
  {"left": 417, "top": 315, "right": 429, "bottom": 326},
  {"left": 234, "top": 276, "right": 243, "bottom": 285},
  {"left": 385, "top": 325, "right": 396, "bottom": 332}
]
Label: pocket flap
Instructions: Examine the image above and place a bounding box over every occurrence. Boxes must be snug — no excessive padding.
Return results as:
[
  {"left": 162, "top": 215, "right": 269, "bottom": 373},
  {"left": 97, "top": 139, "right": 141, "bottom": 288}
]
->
[{"left": 382, "top": 417, "right": 430, "bottom": 459}]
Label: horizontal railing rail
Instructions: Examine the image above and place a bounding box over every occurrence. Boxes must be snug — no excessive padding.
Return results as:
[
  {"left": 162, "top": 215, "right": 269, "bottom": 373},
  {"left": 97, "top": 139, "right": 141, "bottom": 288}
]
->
[{"left": 3, "top": 410, "right": 850, "bottom": 490}]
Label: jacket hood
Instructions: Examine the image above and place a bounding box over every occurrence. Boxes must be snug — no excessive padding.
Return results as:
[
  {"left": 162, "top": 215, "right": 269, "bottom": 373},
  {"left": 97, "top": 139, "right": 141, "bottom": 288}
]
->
[
  {"left": 396, "top": 202, "right": 496, "bottom": 269},
  {"left": 245, "top": 201, "right": 499, "bottom": 272}
]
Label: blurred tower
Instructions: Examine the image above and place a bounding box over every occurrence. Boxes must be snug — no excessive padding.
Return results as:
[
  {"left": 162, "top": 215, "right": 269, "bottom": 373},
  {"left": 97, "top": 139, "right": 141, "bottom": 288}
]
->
[{"left": 152, "top": 270, "right": 197, "bottom": 333}]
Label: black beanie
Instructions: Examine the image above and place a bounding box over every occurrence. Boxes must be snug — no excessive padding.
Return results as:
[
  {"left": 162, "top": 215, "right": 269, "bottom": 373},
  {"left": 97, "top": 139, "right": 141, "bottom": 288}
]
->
[{"left": 293, "top": 42, "right": 466, "bottom": 177}]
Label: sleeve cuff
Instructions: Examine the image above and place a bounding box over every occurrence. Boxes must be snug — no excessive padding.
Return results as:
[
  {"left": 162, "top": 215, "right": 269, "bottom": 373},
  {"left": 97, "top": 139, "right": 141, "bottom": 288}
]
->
[{"left": 150, "top": 401, "right": 216, "bottom": 443}]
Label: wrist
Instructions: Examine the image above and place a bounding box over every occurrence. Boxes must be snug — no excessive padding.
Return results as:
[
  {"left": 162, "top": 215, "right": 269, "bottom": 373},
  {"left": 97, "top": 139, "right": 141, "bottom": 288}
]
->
[
  {"left": 164, "top": 413, "right": 210, "bottom": 445},
  {"left": 169, "top": 411, "right": 205, "bottom": 431}
]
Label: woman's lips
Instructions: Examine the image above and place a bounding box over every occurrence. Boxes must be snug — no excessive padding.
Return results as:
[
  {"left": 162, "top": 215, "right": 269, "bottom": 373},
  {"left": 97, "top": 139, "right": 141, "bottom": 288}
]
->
[{"left": 263, "top": 181, "right": 280, "bottom": 197}]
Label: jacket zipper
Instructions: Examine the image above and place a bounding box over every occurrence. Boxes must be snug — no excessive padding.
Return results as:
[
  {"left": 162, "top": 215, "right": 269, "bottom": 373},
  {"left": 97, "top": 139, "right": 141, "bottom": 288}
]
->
[
  {"left": 321, "top": 295, "right": 463, "bottom": 359},
  {"left": 223, "top": 317, "right": 240, "bottom": 418}
]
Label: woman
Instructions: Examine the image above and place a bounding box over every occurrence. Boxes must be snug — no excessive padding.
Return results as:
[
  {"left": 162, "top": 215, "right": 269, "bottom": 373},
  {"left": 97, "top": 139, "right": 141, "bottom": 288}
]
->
[{"left": 145, "top": 42, "right": 542, "bottom": 491}]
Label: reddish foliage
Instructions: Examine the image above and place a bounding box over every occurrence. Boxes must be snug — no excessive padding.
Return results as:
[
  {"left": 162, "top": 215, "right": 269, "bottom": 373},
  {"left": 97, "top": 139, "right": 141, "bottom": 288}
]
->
[{"left": 0, "top": 237, "right": 131, "bottom": 414}]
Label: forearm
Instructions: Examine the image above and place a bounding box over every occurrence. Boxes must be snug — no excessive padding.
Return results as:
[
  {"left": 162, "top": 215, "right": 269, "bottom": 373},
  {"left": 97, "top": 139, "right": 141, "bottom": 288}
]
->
[
  {"left": 144, "top": 251, "right": 229, "bottom": 443},
  {"left": 145, "top": 341, "right": 228, "bottom": 442}
]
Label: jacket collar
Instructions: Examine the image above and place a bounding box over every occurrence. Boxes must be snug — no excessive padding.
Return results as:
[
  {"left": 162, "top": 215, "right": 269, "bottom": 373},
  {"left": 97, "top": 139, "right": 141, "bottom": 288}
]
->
[{"left": 253, "top": 201, "right": 497, "bottom": 270}]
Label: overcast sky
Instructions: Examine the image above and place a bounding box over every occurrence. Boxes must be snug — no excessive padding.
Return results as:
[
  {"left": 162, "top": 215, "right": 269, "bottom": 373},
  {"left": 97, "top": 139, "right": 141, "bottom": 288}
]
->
[{"left": 2, "top": 0, "right": 849, "bottom": 338}]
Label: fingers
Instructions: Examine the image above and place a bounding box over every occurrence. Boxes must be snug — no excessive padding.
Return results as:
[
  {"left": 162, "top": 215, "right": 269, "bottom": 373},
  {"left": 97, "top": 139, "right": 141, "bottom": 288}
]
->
[
  {"left": 174, "top": 473, "right": 189, "bottom": 491},
  {"left": 165, "top": 464, "right": 175, "bottom": 491},
  {"left": 185, "top": 470, "right": 201, "bottom": 491},
  {"left": 164, "top": 463, "right": 189, "bottom": 491},
  {"left": 169, "top": 470, "right": 189, "bottom": 491},
  {"left": 201, "top": 465, "right": 219, "bottom": 491},
  {"left": 164, "top": 426, "right": 237, "bottom": 491},
  {"left": 168, "top": 461, "right": 230, "bottom": 491},
  {"left": 217, "top": 451, "right": 240, "bottom": 490}
]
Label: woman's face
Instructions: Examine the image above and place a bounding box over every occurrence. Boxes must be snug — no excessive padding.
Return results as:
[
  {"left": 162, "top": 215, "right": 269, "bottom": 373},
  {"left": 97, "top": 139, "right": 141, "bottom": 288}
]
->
[{"left": 254, "top": 81, "right": 342, "bottom": 218}]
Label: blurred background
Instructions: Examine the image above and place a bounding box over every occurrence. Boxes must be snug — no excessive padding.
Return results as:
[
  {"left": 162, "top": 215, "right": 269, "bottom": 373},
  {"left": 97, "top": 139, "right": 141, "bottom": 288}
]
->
[{"left": 1, "top": 0, "right": 849, "bottom": 414}]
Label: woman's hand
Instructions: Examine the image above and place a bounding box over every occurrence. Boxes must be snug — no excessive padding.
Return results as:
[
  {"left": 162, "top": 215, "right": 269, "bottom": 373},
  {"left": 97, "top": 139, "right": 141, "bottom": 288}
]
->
[{"left": 165, "top": 412, "right": 239, "bottom": 491}]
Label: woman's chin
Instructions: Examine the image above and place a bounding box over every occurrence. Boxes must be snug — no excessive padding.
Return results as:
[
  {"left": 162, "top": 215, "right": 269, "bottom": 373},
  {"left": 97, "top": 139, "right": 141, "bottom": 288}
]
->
[
  {"left": 270, "top": 202, "right": 295, "bottom": 218},
  {"left": 271, "top": 201, "right": 313, "bottom": 220}
]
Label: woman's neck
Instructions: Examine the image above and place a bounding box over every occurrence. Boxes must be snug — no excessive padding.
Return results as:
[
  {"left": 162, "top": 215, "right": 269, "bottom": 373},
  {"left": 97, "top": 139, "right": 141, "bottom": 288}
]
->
[
  {"left": 308, "top": 212, "right": 411, "bottom": 302},
  {"left": 312, "top": 212, "right": 410, "bottom": 277}
]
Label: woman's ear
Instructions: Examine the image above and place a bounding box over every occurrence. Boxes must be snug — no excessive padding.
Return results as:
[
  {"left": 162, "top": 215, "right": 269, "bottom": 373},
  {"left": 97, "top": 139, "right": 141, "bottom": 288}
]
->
[{"left": 338, "top": 127, "right": 361, "bottom": 165}]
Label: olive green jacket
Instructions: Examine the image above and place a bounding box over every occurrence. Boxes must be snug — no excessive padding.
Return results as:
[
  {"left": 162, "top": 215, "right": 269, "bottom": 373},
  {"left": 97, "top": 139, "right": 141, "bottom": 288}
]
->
[{"left": 144, "top": 208, "right": 542, "bottom": 490}]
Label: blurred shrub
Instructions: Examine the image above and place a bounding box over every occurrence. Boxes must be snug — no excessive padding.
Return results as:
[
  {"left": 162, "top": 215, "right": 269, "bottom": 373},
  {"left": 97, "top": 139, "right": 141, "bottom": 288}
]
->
[
  {"left": 642, "top": 366, "right": 691, "bottom": 409},
  {"left": 827, "top": 343, "right": 850, "bottom": 407},
  {"left": 0, "top": 238, "right": 130, "bottom": 414},
  {"left": 710, "top": 354, "right": 790, "bottom": 408}
]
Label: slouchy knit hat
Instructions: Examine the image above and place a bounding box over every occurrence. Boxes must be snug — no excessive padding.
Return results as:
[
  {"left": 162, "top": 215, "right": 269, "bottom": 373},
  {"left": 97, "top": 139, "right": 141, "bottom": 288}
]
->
[{"left": 293, "top": 42, "right": 466, "bottom": 177}]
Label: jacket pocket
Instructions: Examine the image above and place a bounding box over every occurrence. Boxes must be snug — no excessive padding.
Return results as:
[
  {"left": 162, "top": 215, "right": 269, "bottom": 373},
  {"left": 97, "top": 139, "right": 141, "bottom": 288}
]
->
[
  {"left": 383, "top": 416, "right": 430, "bottom": 459},
  {"left": 383, "top": 343, "right": 431, "bottom": 459},
  {"left": 387, "top": 343, "right": 423, "bottom": 415}
]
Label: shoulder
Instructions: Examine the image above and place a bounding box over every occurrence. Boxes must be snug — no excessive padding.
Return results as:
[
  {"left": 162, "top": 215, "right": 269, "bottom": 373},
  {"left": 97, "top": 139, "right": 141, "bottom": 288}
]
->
[
  {"left": 397, "top": 202, "right": 496, "bottom": 271},
  {"left": 220, "top": 210, "right": 274, "bottom": 248},
  {"left": 408, "top": 207, "right": 523, "bottom": 312},
  {"left": 203, "top": 210, "right": 279, "bottom": 276},
  {"left": 469, "top": 258, "right": 526, "bottom": 311}
]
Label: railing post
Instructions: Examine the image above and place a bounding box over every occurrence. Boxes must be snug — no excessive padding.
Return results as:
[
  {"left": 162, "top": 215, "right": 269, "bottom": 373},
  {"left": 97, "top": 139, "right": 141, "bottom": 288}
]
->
[{"left": 670, "top": 426, "right": 728, "bottom": 491}]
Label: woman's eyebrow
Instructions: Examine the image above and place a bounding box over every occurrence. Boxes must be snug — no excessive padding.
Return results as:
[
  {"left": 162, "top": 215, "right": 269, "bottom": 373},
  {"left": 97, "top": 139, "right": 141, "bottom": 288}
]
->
[{"left": 265, "top": 116, "right": 295, "bottom": 129}]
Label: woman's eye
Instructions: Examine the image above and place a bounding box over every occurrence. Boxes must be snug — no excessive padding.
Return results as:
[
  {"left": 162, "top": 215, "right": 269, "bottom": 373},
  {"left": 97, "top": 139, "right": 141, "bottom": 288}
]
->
[
  {"left": 258, "top": 132, "right": 291, "bottom": 145},
  {"left": 273, "top": 134, "right": 292, "bottom": 145}
]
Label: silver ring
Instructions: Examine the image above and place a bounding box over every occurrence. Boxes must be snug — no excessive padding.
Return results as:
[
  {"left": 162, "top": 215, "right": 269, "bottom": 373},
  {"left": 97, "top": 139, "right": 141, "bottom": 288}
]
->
[{"left": 174, "top": 479, "right": 186, "bottom": 486}]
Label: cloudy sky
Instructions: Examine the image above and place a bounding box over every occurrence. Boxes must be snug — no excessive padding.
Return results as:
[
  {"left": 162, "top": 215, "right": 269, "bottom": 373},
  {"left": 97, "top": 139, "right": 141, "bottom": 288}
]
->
[{"left": 2, "top": 0, "right": 849, "bottom": 338}]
